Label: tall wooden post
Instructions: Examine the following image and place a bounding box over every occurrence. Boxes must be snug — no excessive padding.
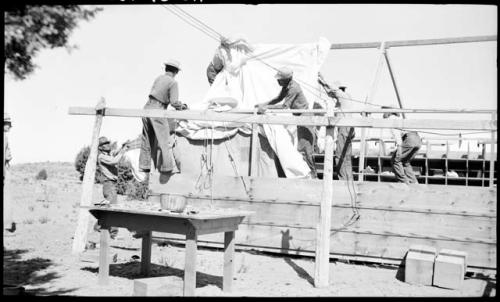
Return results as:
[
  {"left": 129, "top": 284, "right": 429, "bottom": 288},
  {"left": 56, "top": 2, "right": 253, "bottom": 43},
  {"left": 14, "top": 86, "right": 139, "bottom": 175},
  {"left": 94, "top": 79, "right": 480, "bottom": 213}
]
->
[
  {"left": 314, "top": 98, "right": 335, "bottom": 287},
  {"left": 250, "top": 122, "right": 259, "bottom": 176},
  {"left": 359, "top": 42, "right": 386, "bottom": 180},
  {"left": 489, "top": 112, "right": 496, "bottom": 187},
  {"left": 72, "top": 98, "right": 106, "bottom": 254},
  {"left": 384, "top": 49, "right": 406, "bottom": 119}
]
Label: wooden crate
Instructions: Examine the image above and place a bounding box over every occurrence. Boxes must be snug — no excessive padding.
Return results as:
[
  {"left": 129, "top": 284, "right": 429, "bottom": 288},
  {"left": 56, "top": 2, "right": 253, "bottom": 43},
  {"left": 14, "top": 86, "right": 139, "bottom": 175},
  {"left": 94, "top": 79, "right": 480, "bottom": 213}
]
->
[
  {"left": 433, "top": 249, "right": 467, "bottom": 290},
  {"left": 405, "top": 245, "right": 437, "bottom": 286}
]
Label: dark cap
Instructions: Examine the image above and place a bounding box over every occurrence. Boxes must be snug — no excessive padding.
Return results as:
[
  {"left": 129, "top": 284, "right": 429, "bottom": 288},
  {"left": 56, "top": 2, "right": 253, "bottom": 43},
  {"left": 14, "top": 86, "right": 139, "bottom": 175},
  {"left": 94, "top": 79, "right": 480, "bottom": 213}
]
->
[{"left": 98, "top": 136, "right": 111, "bottom": 146}]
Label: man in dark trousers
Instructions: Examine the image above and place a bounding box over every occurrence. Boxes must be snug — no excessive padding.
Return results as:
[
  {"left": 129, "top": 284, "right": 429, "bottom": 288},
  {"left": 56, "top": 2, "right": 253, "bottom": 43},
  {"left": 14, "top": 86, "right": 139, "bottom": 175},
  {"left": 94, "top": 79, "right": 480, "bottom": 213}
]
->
[
  {"left": 93, "top": 136, "right": 129, "bottom": 238},
  {"left": 139, "top": 59, "right": 188, "bottom": 177},
  {"left": 255, "top": 67, "right": 317, "bottom": 178},
  {"left": 4, "top": 113, "right": 16, "bottom": 233},
  {"left": 382, "top": 106, "right": 422, "bottom": 184},
  {"left": 318, "top": 73, "right": 356, "bottom": 181}
]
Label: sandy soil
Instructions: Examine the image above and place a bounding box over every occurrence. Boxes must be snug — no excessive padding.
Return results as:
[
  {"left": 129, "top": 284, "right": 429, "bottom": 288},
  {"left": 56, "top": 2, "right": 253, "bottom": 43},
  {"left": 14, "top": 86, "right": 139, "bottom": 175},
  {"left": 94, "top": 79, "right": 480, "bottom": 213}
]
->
[{"left": 3, "top": 162, "right": 496, "bottom": 297}]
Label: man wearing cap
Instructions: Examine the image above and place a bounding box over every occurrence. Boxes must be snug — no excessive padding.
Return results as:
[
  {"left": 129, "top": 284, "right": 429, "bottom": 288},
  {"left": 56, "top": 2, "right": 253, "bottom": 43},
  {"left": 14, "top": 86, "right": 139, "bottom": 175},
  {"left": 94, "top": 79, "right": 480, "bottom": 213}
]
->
[
  {"left": 382, "top": 107, "right": 422, "bottom": 184},
  {"left": 93, "top": 136, "right": 130, "bottom": 238},
  {"left": 139, "top": 59, "right": 188, "bottom": 176},
  {"left": 318, "top": 73, "right": 356, "bottom": 181},
  {"left": 4, "top": 113, "right": 16, "bottom": 233},
  {"left": 255, "top": 67, "right": 317, "bottom": 178}
]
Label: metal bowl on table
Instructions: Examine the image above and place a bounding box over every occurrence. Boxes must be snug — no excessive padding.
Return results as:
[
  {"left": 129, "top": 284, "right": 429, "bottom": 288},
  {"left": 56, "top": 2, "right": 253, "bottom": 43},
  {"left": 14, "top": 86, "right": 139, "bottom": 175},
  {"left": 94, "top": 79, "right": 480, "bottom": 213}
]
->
[{"left": 160, "top": 193, "right": 187, "bottom": 213}]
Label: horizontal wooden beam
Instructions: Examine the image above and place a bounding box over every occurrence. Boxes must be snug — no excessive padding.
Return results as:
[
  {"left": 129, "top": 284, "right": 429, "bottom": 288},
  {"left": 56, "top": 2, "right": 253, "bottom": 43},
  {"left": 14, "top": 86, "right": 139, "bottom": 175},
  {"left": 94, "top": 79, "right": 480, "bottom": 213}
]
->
[
  {"left": 231, "top": 108, "right": 496, "bottom": 114},
  {"left": 68, "top": 107, "right": 497, "bottom": 131},
  {"left": 330, "top": 35, "right": 497, "bottom": 50},
  {"left": 357, "top": 137, "right": 497, "bottom": 143}
]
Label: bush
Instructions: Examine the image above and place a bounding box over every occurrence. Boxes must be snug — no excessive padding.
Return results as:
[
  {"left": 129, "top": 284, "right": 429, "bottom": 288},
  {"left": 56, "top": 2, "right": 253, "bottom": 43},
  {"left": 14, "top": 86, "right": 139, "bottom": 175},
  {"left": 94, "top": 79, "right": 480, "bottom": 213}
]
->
[
  {"left": 74, "top": 146, "right": 104, "bottom": 183},
  {"left": 117, "top": 159, "right": 149, "bottom": 200},
  {"left": 74, "top": 145, "right": 148, "bottom": 200},
  {"left": 36, "top": 169, "right": 48, "bottom": 180}
]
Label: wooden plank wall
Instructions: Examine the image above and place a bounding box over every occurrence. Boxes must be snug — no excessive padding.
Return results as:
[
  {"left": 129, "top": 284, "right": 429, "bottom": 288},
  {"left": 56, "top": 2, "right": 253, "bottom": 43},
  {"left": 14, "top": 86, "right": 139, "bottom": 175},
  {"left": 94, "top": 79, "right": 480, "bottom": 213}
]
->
[{"left": 150, "top": 173, "right": 496, "bottom": 270}]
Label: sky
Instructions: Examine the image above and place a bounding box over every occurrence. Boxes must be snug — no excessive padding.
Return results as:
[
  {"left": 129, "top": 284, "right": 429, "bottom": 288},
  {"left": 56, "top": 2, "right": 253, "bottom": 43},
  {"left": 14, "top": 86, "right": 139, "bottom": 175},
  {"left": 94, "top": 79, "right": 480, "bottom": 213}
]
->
[{"left": 4, "top": 4, "right": 497, "bottom": 164}]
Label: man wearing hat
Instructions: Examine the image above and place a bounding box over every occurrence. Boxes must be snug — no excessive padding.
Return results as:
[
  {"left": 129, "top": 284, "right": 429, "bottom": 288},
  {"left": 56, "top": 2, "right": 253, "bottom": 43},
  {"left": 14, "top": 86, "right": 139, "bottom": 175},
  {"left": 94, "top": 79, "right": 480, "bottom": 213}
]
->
[
  {"left": 382, "top": 106, "right": 422, "bottom": 184},
  {"left": 139, "top": 59, "right": 188, "bottom": 176},
  {"left": 93, "top": 136, "right": 130, "bottom": 238},
  {"left": 318, "top": 73, "right": 356, "bottom": 181},
  {"left": 255, "top": 67, "right": 317, "bottom": 178},
  {"left": 4, "top": 112, "right": 16, "bottom": 233}
]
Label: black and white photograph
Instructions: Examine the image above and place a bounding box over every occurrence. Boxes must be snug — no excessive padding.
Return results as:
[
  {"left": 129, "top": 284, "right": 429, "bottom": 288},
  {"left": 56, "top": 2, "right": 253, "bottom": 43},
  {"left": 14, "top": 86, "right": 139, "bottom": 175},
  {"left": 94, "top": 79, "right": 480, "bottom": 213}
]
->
[{"left": 3, "top": 1, "right": 497, "bottom": 297}]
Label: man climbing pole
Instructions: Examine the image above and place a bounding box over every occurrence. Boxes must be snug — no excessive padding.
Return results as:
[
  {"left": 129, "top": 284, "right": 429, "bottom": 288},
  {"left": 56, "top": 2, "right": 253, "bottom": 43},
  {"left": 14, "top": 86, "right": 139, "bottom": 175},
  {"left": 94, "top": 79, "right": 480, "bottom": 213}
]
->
[
  {"left": 255, "top": 67, "right": 317, "bottom": 179},
  {"left": 139, "top": 59, "right": 188, "bottom": 178},
  {"left": 318, "top": 73, "right": 356, "bottom": 181}
]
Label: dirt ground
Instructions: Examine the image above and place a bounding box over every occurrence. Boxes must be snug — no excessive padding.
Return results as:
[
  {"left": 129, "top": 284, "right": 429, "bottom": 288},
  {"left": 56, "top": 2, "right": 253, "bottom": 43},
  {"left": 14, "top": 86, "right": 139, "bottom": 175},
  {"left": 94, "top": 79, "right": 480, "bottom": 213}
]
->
[{"left": 3, "top": 162, "right": 496, "bottom": 297}]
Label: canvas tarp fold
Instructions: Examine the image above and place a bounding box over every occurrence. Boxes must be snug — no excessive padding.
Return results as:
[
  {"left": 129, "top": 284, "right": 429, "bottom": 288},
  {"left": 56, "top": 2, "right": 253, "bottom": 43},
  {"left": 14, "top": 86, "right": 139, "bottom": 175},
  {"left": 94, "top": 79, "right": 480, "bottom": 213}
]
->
[{"left": 176, "top": 37, "right": 331, "bottom": 178}]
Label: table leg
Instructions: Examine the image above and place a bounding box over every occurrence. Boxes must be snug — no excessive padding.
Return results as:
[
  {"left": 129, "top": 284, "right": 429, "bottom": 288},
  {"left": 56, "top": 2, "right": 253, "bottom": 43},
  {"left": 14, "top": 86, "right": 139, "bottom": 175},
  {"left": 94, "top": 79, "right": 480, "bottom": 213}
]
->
[
  {"left": 223, "top": 231, "right": 235, "bottom": 292},
  {"left": 98, "top": 227, "right": 110, "bottom": 285},
  {"left": 183, "top": 226, "right": 197, "bottom": 296},
  {"left": 141, "top": 231, "right": 152, "bottom": 276}
]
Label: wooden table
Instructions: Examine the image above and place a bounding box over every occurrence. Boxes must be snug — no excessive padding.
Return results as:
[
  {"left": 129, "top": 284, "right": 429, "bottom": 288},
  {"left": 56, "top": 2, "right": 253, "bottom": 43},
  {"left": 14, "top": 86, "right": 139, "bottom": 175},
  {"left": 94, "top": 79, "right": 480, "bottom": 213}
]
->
[{"left": 88, "top": 207, "right": 252, "bottom": 296}]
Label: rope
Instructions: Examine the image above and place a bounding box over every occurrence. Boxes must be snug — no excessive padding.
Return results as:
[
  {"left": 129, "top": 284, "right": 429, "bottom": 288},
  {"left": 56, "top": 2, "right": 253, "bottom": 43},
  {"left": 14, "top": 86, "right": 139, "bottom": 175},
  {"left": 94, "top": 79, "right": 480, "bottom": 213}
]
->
[
  {"left": 160, "top": 3, "right": 387, "bottom": 109},
  {"left": 171, "top": 5, "right": 224, "bottom": 40},
  {"left": 222, "top": 122, "right": 251, "bottom": 195},
  {"left": 195, "top": 127, "right": 212, "bottom": 193},
  {"left": 161, "top": 5, "right": 498, "bottom": 116},
  {"left": 161, "top": 5, "right": 220, "bottom": 42}
]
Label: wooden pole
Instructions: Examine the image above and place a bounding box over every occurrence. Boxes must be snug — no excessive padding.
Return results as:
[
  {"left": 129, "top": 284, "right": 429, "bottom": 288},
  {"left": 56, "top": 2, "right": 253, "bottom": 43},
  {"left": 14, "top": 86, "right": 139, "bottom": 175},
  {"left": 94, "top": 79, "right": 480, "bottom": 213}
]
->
[
  {"left": 72, "top": 98, "right": 106, "bottom": 254},
  {"left": 384, "top": 49, "right": 406, "bottom": 119},
  {"left": 223, "top": 231, "right": 236, "bottom": 292},
  {"left": 68, "top": 107, "right": 497, "bottom": 131},
  {"left": 330, "top": 35, "right": 497, "bottom": 50},
  {"left": 489, "top": 112, "right": 496, "bottom": 187},
  {"left": 141, "top": 231, "right": 152, "bottom": 276},
  {"left": 359, "top": 42, "right": 387, "bottom": 181},
  {"left": 250, "top": 122, "right": 259, "bottom": 176},
  {"left": 184, "top": 226, "right": 198, "bottom": 296},
  {"left": 314, "top": 98, "right": 335, "bottom": 287},
  {"left": 98, "top": 227, "right": 110, "bottom": 285}
]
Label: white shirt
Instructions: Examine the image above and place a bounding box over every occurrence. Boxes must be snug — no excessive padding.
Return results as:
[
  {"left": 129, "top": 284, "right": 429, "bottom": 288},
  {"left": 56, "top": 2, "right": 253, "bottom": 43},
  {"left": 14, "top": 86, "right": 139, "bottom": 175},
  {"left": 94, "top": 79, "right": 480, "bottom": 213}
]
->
[{"left": 387, "top": 115, "right": 403, "bottom": 146}]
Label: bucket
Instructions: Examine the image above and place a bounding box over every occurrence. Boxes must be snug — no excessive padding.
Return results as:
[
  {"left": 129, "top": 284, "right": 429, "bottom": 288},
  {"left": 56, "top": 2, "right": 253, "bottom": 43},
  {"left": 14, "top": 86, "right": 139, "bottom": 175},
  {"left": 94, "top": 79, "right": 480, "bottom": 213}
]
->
[
  {"left": 147, "top": 193, "right": 161, "bottom": 204},
  {"left": 160, "top": 194, "right": 187, "bottom": 213}
]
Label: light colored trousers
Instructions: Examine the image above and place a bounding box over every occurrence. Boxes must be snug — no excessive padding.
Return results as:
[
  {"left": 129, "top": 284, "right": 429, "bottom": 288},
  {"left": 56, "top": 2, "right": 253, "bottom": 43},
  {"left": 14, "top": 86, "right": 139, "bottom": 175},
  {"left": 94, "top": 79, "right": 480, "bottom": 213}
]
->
[{"left": 3, "top": 168, "right": 15, "bottom": 228}]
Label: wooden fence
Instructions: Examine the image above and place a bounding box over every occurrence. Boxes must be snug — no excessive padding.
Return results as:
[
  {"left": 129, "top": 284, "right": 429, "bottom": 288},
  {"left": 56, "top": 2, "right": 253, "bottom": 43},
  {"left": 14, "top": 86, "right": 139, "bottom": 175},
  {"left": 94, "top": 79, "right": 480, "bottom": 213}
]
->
[{"left": 150, "top": 173, "right": 496, "bottom": 271}]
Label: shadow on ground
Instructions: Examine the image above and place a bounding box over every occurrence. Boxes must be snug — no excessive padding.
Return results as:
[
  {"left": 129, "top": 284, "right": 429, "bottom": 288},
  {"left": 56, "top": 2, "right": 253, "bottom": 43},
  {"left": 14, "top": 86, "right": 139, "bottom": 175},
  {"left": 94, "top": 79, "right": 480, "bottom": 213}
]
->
[
  {"left": 3, "top": 248, "right": 77, "bottom": 295},
  {"left": 466, "top": 273, "right": 496, "bottom": 297},
  {"left": 82, "top": 261, "right": 223, "bottom": 289},
  {"left": 284, "top": 258, "right": 314, "bottom": 286}
]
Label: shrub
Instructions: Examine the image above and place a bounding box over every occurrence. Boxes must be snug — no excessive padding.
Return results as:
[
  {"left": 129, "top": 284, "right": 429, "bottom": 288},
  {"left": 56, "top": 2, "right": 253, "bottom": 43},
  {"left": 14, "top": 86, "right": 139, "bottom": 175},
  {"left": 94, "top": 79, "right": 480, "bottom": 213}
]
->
[
  {"left": 36, "top": 169, "right": 48, "bottom": 180},
  {"left": 74, "top": 145, "right": 105, "bottom": 183},
  {"left": 23, "top": 218, "right": 34, "bottom": 225},
  {"left": 38, "top": 216, "right": 50, "bottom": 224},
  {"left": 125, "top": 178, "right": 149, "bottom": 201},
  {"left": 117, "top": 159, "right": 149, "bottom": 200}
]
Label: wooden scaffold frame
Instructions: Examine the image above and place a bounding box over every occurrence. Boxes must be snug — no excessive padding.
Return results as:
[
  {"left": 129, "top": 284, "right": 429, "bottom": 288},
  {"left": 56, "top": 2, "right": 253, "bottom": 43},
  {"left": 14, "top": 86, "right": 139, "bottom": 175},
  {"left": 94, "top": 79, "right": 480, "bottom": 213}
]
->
[{"left": 69, "top": 34, "right": 497, "bottom": 288}]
